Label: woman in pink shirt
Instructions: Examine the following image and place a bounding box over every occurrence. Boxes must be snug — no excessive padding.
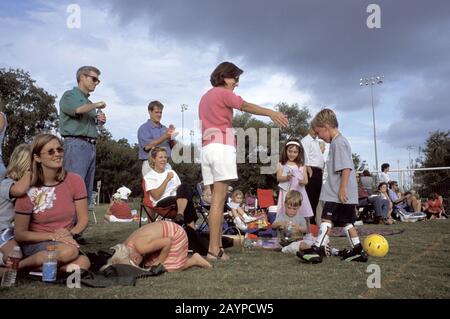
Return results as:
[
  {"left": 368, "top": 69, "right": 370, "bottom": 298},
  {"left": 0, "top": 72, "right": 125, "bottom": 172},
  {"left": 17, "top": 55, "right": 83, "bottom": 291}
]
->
[
  {"left": 14, "top": 134, "right": 90, "bottom": 272},
  {"left": 199, "top": 61, "right": 288, "bottom": 260}
]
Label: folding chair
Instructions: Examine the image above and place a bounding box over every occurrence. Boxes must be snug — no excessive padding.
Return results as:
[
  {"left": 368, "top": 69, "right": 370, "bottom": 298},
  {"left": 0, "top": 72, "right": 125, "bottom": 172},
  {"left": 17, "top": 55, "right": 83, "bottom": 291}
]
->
[
  {"left": 194, "top": 182, "right": 210, "bottom": 232},
  {"left": 356, "top": 197, "right": 376, "bottom": 223},
  {"left": 139, "top": 180, "right": 177, "bottom": 227},
  {"left": 195, "top": 182, "right": 243, "bottom": 237},
  {"left": 256, "top": 189, "right": 276, "bottom": 212}
]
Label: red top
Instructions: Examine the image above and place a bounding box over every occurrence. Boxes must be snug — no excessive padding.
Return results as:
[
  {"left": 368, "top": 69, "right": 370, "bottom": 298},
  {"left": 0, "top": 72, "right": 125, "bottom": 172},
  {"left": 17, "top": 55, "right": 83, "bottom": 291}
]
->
[
  {"left": 15, "top": 173, "right": 87, "bottom": 233},
  {"left": 427, "top": 198, "right": 443, "bottom": 213},
  {"left": 110, "top": 202, "right": 132, "bottom": 219}
]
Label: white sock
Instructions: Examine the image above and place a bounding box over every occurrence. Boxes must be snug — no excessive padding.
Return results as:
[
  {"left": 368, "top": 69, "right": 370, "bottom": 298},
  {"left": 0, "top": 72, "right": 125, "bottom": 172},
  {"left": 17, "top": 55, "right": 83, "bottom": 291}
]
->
[
  {"left": 344, "top": 224, "right": 360, "bottom": 248},
  {"left": 351, "top": 237, "right": 361, "bottom": 247},
  {"left": 315, "top": 221, "right": 332, "bottom": 247}
]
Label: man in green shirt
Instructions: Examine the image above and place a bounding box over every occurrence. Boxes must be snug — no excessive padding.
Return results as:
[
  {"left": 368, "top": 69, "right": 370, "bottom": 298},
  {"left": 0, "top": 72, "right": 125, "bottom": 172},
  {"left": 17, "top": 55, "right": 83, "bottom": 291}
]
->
[{"left": 59, "top": 66, "right": 106, "bottom": 215}]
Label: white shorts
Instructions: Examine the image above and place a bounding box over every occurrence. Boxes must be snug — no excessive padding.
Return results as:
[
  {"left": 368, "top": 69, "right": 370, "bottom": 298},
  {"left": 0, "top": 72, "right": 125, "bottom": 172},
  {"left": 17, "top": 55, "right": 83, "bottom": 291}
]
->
[
  {"left": 201, "top": 143, "right": 237, "bottom": 186},
  {"left": 108, "top": 215, "right": 134, "bottom": 223}
]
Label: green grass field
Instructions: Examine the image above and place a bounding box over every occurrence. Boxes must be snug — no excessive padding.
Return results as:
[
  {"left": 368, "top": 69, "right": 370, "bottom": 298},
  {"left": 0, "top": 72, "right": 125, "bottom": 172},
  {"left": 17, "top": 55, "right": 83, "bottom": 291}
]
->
[{"left": 1, "top": 203, "right": 449, "bottom": 299}]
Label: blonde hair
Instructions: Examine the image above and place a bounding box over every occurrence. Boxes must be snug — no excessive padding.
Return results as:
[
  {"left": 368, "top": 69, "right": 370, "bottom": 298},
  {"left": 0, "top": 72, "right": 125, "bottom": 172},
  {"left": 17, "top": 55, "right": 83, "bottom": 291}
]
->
[
  {"left": 311, "top": 108, "right": 339, "bottom": 129},
  {"left": 6, "top": 144, "right": 31, "bottom": 181},
  {"left": 30, "top": 134, "right": 66, "bottom": 187},
  {"left": 148, "top": 147, "right": 167, "bottom": 169},
  {"left": 285, "top": 190, "right": 303, "bottom": 207},
  {"left": 109, "top": 244, "right": 133, "bottom": 265},
  {"left": 232, "top": 190, "right": 243, "bottom": 199}
]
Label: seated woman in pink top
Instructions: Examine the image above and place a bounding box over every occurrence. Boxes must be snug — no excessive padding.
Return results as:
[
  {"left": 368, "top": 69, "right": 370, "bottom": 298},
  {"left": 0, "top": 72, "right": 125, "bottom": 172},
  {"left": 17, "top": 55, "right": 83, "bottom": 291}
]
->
[
  {"left": 198, "top": 61, "right": 288, "bottom": 260},
  {"left": 14, "top": 134, "right": 90, "bottom": 272}
]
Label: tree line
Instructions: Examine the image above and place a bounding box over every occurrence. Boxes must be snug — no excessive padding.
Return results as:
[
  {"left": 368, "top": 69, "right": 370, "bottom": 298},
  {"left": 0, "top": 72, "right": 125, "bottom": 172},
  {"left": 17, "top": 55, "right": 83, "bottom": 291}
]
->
[{"left": 2, "top": 68, "right": 446, "bottom": 204}]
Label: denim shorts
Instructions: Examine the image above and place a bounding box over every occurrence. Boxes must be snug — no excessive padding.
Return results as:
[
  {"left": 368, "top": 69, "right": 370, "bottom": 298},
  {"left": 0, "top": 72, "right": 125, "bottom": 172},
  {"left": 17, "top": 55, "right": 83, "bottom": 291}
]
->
[
  {"left": 21, "top": 241, "right": 63, "bottom": 257},
  {"left": 0, "top": 228, "right": 14, "bottom": 248}
]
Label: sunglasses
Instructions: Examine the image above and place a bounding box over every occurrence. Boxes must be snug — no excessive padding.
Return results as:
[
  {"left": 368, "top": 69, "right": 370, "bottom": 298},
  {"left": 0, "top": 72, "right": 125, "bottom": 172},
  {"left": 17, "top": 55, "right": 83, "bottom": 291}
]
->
[
  {"left": 84, "top": 74, "right": 100, "bottom": 83},
  {"left": 234, "top": 76, "right": 240, "bottom": 82},
  {"left": 41, "top": 147, "right": 64, "bottom": 156}
]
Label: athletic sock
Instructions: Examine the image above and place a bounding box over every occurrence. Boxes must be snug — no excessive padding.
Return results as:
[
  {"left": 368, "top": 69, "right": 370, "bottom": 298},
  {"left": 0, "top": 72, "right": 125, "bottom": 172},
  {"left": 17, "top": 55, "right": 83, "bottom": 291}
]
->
[
  {"left": 315, "top": 221, "right": 332, "bottom": 247},
  {"left": 344, "top": 224, "right": 361, "bottom": 248}
]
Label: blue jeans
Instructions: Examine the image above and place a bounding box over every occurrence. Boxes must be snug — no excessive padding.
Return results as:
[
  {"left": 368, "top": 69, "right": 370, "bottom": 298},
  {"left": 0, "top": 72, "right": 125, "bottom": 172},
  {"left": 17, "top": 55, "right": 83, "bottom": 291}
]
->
[
  {"left": 368, "top": 196, "right": 389, "bottom": 218},
  {"left": 63, "top": 137, "right": 96, "bottom": 202},
  {"left": 0, "top": 158, "right": 6, "bottom": 180}
]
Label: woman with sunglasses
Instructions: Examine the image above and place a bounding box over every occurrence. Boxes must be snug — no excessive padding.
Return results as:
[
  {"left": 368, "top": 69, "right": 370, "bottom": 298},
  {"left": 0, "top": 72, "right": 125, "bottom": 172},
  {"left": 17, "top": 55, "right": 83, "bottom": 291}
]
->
[
  {"left": 14, "top": 134, "right": 90, "bottom": 273},
  {"left": 198, "top": 61, "right": 288, "bottom": 260}
]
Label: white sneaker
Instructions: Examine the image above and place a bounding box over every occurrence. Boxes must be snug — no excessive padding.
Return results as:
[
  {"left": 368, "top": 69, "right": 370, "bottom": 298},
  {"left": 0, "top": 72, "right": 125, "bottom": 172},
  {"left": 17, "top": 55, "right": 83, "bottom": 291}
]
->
[{"left": 281, "top": 241, "right": 300, "bottom": 254}]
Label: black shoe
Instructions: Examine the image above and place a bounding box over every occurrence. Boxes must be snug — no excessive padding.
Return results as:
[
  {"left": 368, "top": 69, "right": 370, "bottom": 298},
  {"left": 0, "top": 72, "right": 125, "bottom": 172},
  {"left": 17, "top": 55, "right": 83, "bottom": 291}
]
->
[
  {"left": 173, "top": 214, "right": 184, "bottom": 226},
  {"left": 341, "top": 244, "right": 368, "bottom": 262},
  {"left": 296, "top": 245, "right": 325, "bottom": 264}
]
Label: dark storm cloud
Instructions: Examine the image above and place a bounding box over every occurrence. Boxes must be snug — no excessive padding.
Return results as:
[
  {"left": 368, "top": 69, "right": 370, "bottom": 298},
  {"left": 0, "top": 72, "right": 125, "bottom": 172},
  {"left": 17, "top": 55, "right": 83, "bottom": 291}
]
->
[{"left": 103, "top": 0, "right": 450, "bottom": 147}]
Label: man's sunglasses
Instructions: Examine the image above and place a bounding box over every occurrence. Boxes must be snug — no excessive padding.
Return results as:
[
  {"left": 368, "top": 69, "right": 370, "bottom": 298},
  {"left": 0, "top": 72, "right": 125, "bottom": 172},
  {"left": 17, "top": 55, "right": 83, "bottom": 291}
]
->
[
  {"left": 41, "top": 147, "right": 64, "bottom": 156},
  {"left": 84, "top": 74, "right": 100, "bottom": 83}
]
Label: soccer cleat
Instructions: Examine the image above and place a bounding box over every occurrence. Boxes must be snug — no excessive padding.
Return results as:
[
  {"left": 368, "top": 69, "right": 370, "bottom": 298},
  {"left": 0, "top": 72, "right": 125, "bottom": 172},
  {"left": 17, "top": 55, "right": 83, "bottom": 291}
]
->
[
  {"left": 341, "top": 244, "right": 368, "bottom": 262},
  {"left": 296, "top": 245, "right": 325, "bottom": 264}
]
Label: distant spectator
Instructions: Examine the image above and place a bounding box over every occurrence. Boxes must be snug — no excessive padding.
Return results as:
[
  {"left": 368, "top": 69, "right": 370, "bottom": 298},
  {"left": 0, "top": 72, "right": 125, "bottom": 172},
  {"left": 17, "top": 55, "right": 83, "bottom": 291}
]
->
[
  {"left": 424, "top": 193, "right": 447, "bottom": 219},
  {"left": 360, "top": 170, "right": 374, "bottom": 195},
  {"left": 379, "top": 163, "right": 391, "bottom": 183},
  {"left": 104, "top": 192, "right": 134, "bottom": 223},
  {"left": 116, "top": 186, "right": 132, "bottom": 201},
  {"left": 388, "top": 181, "right": 421, "bottom": 213},
  {"left": 369, "top": 182, "right": 394, "bottom": 224}
]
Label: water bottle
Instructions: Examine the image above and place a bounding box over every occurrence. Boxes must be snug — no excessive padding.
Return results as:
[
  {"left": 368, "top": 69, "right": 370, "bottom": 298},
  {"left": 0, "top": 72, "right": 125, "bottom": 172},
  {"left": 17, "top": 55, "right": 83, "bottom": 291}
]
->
[
  {"left": 285, "top": 221, "right": 293, "bottom": 240},
  {"left": 1, "top": 246, "right": 22, "bottom": 287},
  {"left": 42, "top": 245, "right": 58, "bottom": 283}
]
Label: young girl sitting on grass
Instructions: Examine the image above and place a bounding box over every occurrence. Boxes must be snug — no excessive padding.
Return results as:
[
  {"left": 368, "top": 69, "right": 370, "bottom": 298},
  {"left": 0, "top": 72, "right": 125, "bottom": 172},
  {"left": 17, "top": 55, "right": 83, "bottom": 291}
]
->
[{"left": 104, "top": 192, "right": 134, "bottom": 223}]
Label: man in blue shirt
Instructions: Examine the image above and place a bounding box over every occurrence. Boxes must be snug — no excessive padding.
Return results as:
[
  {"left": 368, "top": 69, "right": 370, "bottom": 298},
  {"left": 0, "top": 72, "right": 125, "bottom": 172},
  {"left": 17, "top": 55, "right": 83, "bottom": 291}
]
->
[{"left": 137, "top": 101, "right": 176, "bottom": 176}]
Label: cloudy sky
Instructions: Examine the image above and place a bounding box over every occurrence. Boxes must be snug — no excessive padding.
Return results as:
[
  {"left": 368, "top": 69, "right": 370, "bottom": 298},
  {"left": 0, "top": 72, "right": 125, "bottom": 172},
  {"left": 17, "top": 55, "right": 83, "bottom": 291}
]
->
[{"left": 1, "top": 0, "right": 449, "bottom": 174}]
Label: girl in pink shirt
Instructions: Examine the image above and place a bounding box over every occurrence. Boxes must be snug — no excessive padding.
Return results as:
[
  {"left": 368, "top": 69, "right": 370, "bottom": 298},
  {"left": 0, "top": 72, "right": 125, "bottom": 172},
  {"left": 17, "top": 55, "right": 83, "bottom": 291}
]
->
[{"left": 198, "top": 61, "right": 288, "bottom": 260}]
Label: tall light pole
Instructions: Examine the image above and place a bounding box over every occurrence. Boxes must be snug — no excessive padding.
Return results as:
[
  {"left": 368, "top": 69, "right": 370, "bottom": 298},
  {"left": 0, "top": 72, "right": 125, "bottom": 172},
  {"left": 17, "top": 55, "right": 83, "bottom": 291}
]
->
[
  {"left": 406, "top": 145, "right": 414, "bottom": 189},
  {"left": 189, "top": 130, "right": 194, "bottom": 147},
  {"left": 181, "top": 104, "right": 188, "bottom": 145},
  {"left": 360, "top": 75, "right": 384, "bottom": 172}
]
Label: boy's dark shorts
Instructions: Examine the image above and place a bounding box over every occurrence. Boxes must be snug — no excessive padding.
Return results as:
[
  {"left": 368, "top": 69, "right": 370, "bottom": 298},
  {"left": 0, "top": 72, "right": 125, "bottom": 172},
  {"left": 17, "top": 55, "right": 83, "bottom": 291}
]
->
[{"left": 321, "top": 202, "right": 357, "bottom": 226}]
